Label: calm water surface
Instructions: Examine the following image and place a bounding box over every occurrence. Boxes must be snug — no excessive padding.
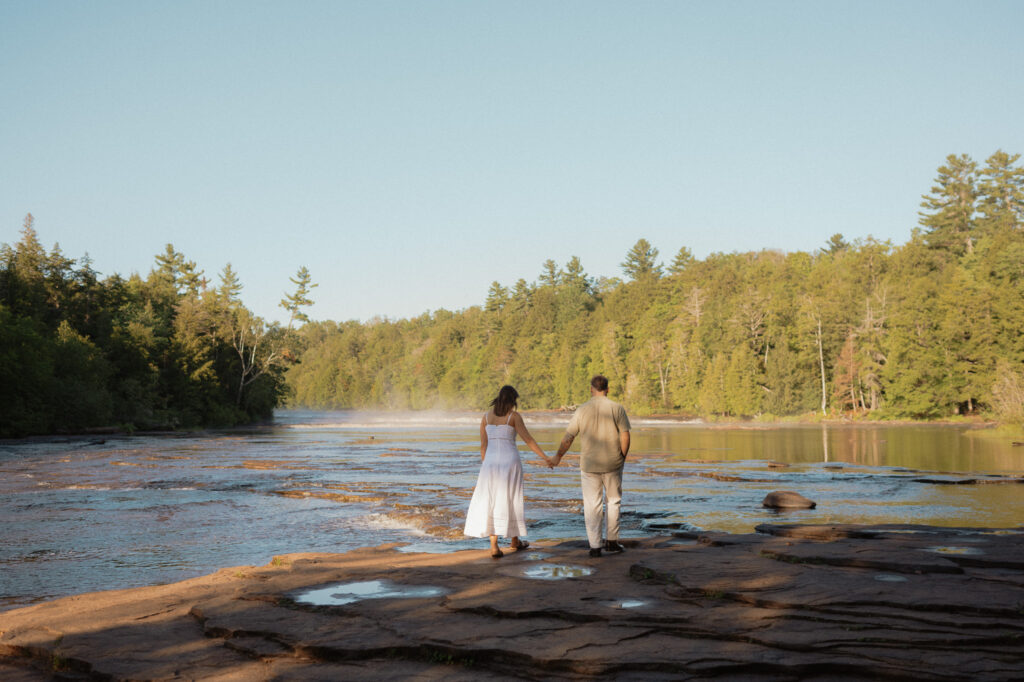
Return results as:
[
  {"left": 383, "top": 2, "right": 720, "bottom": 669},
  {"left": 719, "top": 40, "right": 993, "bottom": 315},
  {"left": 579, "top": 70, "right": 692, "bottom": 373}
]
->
[{"left": 1, "top": 410, "right": 1021, "bottom": 609}]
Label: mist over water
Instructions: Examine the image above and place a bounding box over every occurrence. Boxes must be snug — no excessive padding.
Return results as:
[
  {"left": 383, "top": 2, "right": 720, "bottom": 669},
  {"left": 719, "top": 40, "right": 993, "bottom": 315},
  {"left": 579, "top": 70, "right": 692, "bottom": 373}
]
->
[{"left": 1, "top": 409, "right": 1021, "bottom": 610}]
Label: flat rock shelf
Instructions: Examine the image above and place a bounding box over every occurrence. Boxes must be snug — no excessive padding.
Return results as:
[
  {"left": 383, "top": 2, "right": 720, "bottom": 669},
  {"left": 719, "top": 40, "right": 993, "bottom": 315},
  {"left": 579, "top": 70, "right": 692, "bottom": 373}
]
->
[{"left": 2, "top": 524, "right": 1023, "bottom": 680}]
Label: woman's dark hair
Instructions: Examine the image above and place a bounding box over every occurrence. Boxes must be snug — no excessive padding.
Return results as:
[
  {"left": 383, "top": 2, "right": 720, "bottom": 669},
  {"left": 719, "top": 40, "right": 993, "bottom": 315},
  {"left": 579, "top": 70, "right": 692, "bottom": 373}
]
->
[{"left": 490, "top": 385, "right": 519, "bottom": 417}]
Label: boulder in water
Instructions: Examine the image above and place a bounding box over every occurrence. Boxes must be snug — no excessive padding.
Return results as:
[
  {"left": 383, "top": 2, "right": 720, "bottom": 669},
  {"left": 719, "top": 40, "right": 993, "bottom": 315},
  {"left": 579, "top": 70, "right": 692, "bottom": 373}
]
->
[{"left": 762, "top": 491, "right": 816, "bottom": 509}]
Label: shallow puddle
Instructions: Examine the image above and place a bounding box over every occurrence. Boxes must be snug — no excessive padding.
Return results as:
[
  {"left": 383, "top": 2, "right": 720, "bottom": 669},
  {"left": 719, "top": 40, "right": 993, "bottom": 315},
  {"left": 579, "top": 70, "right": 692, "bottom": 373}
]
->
[
  {"left": 873, "top": 574, "right": 909, "bottom": 582},
  {"left": 523, "top": 564, "right": 594, "bottom": 580},
  {"left": 924, "top": 546, "right": 985, "bottom": 555},
  {"left": 524, "top": 552, "right": 553, "bottom": 560},
  {"left": 294, "top": 579, "right": 447, "bottom": 606},
  {"left": 616, "top": 599, "right": 647, "bottom": 608}
]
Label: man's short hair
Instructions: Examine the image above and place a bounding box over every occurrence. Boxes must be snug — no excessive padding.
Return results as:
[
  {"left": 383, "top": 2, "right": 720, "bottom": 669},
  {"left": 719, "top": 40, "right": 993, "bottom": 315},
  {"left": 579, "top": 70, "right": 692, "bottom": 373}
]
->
[{"left": 591, "top": 375, "right": 609, "bottom": 393}]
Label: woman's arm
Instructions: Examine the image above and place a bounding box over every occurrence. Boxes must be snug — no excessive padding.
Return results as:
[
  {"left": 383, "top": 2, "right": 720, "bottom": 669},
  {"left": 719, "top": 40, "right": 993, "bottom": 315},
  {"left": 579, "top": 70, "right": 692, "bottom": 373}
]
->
[
  {"left": 512, "top": 412, "right": 554, "bottom": 468},
  {"left": 479, "top": 415, "right": 488, "bottom": 462}
]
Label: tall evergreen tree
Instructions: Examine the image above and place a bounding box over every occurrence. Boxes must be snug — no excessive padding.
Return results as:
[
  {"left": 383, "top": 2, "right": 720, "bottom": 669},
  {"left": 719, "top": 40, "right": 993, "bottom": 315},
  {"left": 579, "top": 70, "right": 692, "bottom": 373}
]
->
[
  {"left": 825, "top": 233, "right": 849, "bottom": 254},
  {"left": 621, "top": 239, "right": 662, "bottom": 280},
  {"left": 539, "top": 259, "right": 561, "bottom": 287},
  {"left": 668, "top": 246, "right": 694, "bottom": 275},
  {"left": 485, "top": 281, "right": 508, "bottom": 312},
  {"left": 218, "top": 263, "right": 243, "bottom": 303},
  {"left": 154, "top": 244, "right": 203, "bottom": 296},
  {"left": 280, "top": 266, "right": 317, "bottom": 328},
  {"left": 977, "top": 150, "right": 1024, "bottom": 236},
  {"left": 563, "top": 256, "right": 592, "bottom": 294},
  {"left": 919, "top": 154, "right": 978, "bottom": 256}
]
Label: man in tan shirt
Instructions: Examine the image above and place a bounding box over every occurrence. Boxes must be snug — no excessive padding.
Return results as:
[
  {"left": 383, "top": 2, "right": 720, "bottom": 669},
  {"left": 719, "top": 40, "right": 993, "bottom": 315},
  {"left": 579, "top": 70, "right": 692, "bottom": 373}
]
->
[{"left": 554, "top": 375, "right": 631, "bottom": 557}]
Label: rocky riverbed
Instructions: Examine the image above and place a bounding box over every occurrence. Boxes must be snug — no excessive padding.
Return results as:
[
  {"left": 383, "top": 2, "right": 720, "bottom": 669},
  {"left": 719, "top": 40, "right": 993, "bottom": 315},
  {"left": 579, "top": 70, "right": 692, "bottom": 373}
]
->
[{"left": 2, "top": 523, "right": 1023, "bottom": 681}]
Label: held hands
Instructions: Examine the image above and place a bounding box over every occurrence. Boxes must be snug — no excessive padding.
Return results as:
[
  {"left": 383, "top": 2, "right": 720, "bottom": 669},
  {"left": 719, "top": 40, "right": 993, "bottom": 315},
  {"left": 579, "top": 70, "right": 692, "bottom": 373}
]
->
[
  {"left": 532, "top": 452, "right": 565, "bottom": 470},
  {"left": 543, "top": 454, "right": 566, "bottom": 469},
  {"left": 533, "top": 454, "right": 557, "bottom": 469}
]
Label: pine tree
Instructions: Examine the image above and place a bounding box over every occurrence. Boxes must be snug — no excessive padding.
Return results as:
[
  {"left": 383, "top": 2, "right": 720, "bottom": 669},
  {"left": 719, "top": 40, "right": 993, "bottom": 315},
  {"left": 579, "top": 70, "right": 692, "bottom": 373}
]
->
[
  {"left": 218, "top": 263, "right": 243, "bottom": 303},
  {"left": 825, "top": 233, "right": 849, "bottom": 254},
  {"left": 919, "top": 154, "right": 978, "bottom": 256},
  {"left": 154, "top": 244, "right": 203, "bottom": 296},
  {"left": 668, "top": 246, "right": 694, "bottom": 275},
  {"left": 563, "top": 256, "right": 592, "bottom": 294},
  {"left": 977, "top": 150, "right": 1024, "bottom": 236},
  {"left": 485, "top": 281, "right": 508, "bottom": 313},
  {"left": 621, "top": 239, "right": 662, "bottom": 280},
  {"left": 280, "top": 266, "right": 317, "bottom": 328},
  {"left": 508, "top": 279, "right": 532, "bottom": 315},
  {"left": 539, "top": 259, "right": 561, "bottom": 287}
]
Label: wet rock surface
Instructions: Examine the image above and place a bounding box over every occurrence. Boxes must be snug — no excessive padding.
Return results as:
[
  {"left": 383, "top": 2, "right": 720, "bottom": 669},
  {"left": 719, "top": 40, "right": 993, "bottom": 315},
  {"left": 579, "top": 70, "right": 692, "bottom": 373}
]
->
[{"left": 2, "top": 525, "right": 1023, "bottom": 680}]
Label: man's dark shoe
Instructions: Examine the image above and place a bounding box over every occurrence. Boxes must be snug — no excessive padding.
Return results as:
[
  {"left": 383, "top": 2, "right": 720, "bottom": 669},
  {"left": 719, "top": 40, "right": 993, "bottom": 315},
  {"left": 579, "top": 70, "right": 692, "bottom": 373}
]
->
[
  {"left": 605, "top": 540, "right": 625, "bottom": 553},
  {"left": 588, "top": 547, "right": 602, "bottom": 558}
]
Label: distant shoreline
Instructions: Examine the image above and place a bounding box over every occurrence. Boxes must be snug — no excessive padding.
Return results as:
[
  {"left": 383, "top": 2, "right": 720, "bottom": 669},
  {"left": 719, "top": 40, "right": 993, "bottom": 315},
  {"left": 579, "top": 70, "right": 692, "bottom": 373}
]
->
[{"left": 0, "top": 410, "right": 1013, "bottom": 445}]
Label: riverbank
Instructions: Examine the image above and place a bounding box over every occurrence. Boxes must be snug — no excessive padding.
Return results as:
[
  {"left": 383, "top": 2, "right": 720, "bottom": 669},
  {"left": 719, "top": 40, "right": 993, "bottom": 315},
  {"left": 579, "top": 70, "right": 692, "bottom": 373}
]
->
[
  {"left": 3, "top": 408, "right": 1019, "bottom": 445},
  {"left": 3, "top": 523, "right": 1022, "bottom": 680}
]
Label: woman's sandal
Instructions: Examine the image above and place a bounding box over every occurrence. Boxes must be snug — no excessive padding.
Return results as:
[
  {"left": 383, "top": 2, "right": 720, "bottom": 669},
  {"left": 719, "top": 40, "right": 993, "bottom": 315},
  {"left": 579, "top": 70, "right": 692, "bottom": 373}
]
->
[
  {"left": 511, "top": 540, "right": 530, "bottom": 552},
  {"left": 491, "top": 549, "right": 504, "bottom": 559}
]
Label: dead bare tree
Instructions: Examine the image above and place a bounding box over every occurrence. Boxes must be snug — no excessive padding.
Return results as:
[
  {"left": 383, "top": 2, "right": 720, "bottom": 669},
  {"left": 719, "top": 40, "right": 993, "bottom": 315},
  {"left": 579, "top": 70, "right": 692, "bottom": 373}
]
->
[
  {"left": 734, "top": 288, "right": 769, "bottom": 358},
  {"left": 229, "top": 308, "right": 283, "bottom": 407},
  {"left": 684, "top": 286, "right": 707, "bottom": 326}
]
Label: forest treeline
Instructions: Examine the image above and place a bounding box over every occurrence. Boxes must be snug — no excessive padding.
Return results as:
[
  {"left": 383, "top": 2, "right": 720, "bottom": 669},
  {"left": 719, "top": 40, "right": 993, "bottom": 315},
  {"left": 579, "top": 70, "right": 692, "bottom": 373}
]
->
[
  {"left": 0, "top": 220, "right": 314, "bottom": 436},
  {"left": 4, "top": 151, "right": 1023, "bottom": 436},
  {"left": 287, "top": 151, "right": 1024, "bottom": 423}
]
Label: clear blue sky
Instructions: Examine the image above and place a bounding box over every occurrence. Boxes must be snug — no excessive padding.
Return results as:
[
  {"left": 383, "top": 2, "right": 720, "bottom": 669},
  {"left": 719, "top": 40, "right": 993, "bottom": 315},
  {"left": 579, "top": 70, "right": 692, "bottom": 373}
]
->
[{"left": 2, "top": 1, "right": 1022, "bottom": 323}]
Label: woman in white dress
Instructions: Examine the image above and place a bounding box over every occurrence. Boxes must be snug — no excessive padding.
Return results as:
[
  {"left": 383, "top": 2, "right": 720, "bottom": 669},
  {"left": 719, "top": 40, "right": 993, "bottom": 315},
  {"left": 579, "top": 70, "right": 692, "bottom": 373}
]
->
[{"left": 464, "top": 385, "right": 553, "bottom": 558}]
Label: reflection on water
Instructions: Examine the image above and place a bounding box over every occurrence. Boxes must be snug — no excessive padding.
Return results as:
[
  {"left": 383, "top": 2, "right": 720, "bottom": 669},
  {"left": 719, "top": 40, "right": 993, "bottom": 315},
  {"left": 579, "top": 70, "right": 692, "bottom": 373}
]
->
[
  {"left": 293, "top": 579, "right": 446, "bottom": 606},
  {"left": 924, "top": 546, "right": 986, "bottom": 555},
  {"left": 0, "top": 409, "right": 1022, "bottom": 609},
  {"left": 523, "top": 565, "right": 594, "bottom": 579},
  {"left": 873, "top": 574, "right": 909, "bottom": 582},
  {"left": 523, "top": 552, "right": 553, "bottom": 560}
]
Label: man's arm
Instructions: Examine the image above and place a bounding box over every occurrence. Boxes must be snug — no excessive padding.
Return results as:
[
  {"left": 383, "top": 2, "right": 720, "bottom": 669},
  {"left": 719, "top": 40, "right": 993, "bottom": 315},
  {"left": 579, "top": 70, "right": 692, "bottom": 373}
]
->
[
  {"left": 554, "top": 433, "right": 575, "bottom": 465},
  {"left": 619, "top": 430, "right": 630, "bottom": 459}
]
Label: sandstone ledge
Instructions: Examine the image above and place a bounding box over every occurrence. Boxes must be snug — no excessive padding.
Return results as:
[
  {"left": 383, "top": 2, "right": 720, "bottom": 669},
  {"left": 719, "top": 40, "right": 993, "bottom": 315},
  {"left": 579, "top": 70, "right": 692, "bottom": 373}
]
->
[{"left": 2, "top": 524, "right": 1023, "bottom": 681}]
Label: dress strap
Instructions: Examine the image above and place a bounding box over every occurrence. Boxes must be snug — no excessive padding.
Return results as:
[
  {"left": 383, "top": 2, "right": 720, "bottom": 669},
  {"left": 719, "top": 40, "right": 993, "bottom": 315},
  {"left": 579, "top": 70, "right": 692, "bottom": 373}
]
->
[{"left": 506, "top": 411, "right": 513, "bottom": 425}]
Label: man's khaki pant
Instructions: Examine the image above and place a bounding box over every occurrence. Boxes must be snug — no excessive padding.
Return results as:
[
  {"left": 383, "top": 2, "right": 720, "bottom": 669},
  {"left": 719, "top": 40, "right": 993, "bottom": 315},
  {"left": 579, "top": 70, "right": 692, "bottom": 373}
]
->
[{"left": 580, "top": 469, "right": 622, "bottom": 549}]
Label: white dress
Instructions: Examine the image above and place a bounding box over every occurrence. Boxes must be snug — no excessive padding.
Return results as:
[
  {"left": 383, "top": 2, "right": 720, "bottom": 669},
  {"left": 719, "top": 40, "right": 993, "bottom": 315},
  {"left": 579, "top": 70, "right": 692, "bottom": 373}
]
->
[{"left": 463, "top": 413, "right": 527, "bottom": 538}]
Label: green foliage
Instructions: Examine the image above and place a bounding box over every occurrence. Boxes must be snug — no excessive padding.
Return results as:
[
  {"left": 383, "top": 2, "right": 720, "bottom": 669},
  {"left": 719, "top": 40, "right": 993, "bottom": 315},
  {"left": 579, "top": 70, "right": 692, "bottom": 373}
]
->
[
  {"left": 668, "top": 246, "right": 694, "bottom": 274},
  {"left": 0, "top": 223, "right": 303, "bottom": 436},
  {"left": 621, "top": 238, "right": 662, "bottom": 280},
  {"left": 280, "top": 266, "right": 317, "bottom": 328},
  {"left": 8, "top": 151, "right": 1023, "bottom": 430},
  {"left": 919, "top": 154, "right": 979, "bottom": 256},
  {"left": 287, "top": 151, "right": 1024, "bottom": 422},
  {"left": 990, "top": 360, "right": 1024, "bottom": 425},
  {"left": 825, "top": 233, "right": 849, "bottom": 254}
]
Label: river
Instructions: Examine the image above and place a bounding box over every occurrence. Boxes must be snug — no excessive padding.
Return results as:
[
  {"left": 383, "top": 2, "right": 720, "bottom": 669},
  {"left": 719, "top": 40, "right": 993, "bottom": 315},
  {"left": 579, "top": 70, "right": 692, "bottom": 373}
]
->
[{"left": 1, "top": 410, "right": 1021, "bottom": 610}]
